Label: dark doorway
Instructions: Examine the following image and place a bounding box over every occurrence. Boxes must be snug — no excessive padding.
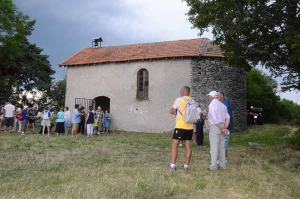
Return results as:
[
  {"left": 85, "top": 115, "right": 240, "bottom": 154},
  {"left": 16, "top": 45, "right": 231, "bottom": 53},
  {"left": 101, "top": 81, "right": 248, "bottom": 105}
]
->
[{"left": 94, "top": 96, "right": 110, "bottom": 112}]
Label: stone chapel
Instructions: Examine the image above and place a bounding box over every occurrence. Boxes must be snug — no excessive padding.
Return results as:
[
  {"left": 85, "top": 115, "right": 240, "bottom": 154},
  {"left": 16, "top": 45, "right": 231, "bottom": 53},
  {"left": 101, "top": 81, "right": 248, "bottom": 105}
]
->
[{"left": 59, "top": 38, "right": 247, "bottom": 133}]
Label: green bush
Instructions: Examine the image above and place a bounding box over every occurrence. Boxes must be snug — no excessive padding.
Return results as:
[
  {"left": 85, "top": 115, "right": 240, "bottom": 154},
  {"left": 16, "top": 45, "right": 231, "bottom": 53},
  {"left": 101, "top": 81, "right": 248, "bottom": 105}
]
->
[{"left": 286, "top": 128, "right": 300, "bottom": 150}]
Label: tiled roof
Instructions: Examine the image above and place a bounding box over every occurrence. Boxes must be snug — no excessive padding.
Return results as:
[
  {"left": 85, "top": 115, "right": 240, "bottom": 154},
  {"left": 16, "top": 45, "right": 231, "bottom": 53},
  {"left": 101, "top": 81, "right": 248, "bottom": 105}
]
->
[{"left": 59, "top": 38, "right": 224, "bottom": 67}]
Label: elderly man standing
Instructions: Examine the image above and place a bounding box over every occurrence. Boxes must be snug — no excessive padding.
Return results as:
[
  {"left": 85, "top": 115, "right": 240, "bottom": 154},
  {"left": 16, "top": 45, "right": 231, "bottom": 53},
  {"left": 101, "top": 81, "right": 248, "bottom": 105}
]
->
[
  {"left": 218, "top": 91, "right": 233, "bottom": 164},
  {"left": 167, "top": 86, "right": 195, "bottom": 171},
  {"left": 95, "top": 106, "right": 104, "bottom": 135},
  {"left": 207, "top": 91, "right": 230, "bottom": 170}
]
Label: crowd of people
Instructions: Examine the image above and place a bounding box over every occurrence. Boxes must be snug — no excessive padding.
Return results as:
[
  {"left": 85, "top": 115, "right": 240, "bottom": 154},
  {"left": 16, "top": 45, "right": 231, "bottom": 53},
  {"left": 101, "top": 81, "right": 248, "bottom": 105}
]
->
[
  {"left": 0, "top": 102, "right": 111, "bottom": 138},
  {"left": 167, "top": 86, "right": 233, "bottom": 171},
  {"left": 0, "top": 102, "right": 37, "bottom": 135},
  {"left": 1, "top": 86, "right": 233, "bottom": 171}
]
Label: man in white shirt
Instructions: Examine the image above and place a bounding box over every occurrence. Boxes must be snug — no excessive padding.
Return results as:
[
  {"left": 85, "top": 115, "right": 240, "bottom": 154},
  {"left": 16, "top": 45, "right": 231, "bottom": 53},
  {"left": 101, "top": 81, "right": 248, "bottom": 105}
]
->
[
  {"left": 207, "top": 91, "right": 230, "bottom": 170},
  {"left": 3, "top": 100, "right": 15, "bottom": 133}
]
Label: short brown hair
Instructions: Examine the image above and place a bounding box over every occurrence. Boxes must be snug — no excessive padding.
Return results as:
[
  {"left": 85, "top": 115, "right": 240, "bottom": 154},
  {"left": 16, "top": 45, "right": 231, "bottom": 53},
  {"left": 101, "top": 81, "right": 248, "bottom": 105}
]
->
[
  {"left": 182, "top": 86, "right": 190, "bottom": 94},
  {"left": 218, "top": 91, "right": 225, "bottom": 97}
]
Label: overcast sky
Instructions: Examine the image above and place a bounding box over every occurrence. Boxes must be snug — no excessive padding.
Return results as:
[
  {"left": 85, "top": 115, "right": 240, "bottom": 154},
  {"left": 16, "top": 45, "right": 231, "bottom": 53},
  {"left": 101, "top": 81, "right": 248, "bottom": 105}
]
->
[{"left": 14, "top": 0, "right": 299, "bottom": 104}]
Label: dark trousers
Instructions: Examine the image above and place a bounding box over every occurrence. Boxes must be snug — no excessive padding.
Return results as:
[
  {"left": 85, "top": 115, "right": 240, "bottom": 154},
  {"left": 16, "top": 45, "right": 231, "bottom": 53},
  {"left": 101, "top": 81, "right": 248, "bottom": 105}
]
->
[
  {"left": 196, "top": 121, "right": 204, "bottom": 145},
  {"left": 78, "top": 121, "right": 85, "bottom": 134}
]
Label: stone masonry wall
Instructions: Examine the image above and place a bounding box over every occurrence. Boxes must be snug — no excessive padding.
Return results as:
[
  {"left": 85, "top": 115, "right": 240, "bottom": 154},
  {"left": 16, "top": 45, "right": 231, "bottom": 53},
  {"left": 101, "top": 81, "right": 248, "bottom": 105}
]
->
[{"left": 190, "top": 57, "right": 247, "bottom": 132}]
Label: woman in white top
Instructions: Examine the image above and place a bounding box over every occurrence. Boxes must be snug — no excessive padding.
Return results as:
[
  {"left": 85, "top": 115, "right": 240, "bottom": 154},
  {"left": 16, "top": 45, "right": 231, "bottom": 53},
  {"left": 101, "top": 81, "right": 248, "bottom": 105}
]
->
[{"left": 64, "top": 106, "right": 71, "bottom": 134}]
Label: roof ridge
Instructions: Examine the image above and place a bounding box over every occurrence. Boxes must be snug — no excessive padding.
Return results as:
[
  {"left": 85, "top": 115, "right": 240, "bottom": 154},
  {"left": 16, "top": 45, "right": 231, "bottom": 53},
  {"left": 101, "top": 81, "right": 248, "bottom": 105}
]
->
[
  {"left": 59, "top": 38, "right": 223, "bottom": 67},
  {"left": 85, "top": 38, "right": 206, "bottom": 49}
]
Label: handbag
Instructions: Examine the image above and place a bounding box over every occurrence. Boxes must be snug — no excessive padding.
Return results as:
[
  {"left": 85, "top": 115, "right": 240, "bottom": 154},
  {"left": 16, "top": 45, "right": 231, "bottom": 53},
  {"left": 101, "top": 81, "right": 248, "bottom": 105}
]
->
[{"left": 18, "top": 113, "right": 23, "bottom": 121}]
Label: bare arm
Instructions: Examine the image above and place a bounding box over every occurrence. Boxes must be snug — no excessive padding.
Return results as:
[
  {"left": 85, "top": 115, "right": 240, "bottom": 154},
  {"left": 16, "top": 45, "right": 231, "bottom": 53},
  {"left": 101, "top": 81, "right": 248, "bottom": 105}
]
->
[
  {"left": 221, "top": 118, "right": 231, "bottom": 134},
  {"left": 224, "top": 118, "right": 230, "bottom": 130},
  {"left": 85, "top": 112, "right": 89, "bottom": 123},
  {"left": 170, "top": 107, "right": 176, "bottom": 115}
]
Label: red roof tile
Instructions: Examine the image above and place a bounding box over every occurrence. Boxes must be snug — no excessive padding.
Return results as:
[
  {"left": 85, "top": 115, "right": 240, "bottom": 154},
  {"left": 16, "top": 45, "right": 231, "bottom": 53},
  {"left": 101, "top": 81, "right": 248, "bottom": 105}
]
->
[{"left": 59, "top": 38, "right": 224, "bottom": 67}]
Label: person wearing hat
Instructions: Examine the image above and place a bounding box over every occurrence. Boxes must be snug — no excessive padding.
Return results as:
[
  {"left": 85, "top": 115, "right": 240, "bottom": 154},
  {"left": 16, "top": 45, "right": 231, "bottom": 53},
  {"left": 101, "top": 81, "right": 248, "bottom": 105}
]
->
[
  {"left": 207, "top": 91, "right": 230, "bottom": 170},
  {"left": 21, "top": 105, "right": 29, "bottom": 135}
]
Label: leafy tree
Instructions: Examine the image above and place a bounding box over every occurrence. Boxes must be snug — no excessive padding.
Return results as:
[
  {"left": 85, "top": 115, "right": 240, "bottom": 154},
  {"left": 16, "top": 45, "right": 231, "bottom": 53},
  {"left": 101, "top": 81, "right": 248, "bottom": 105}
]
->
[
  {"left": 0, "top": 0, "right": 34, "bottom": 58},
  {"left": 1, "top": 37, "right": 55, "bottom": 101},
  {"left": 246, "top": 68, "right": 280, "bottom": 122},
  {"left": 184, "top": 0, "right": 300, "bottom": 91},
  {"left": 0, "top": 0, "right": 55, "bottom": 101},
  {"left": 40, "top": 77, "right": 67, "bottom": 111},
  {"left": 278, "top": 99, "right": 300, "bottom": 124}
]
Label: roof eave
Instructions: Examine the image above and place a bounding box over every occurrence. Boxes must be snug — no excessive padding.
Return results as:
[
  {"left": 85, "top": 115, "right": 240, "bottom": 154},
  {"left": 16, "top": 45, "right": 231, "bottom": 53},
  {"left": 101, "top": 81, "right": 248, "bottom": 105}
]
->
[{"left": 60, "top": 55, "right": 200, "bottom": 67}]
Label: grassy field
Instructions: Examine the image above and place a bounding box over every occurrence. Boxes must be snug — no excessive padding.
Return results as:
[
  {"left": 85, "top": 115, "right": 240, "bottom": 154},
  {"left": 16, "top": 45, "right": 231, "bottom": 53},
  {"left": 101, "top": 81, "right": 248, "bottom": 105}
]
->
[{"left": 0, "top": 124, "right": 299, "bottom": 199}]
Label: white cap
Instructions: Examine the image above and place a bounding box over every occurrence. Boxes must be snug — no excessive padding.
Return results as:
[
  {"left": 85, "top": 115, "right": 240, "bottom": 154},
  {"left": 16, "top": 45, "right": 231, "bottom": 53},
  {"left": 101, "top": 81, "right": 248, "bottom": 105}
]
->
[
  {"left": 24, "top": 105, "right": 28, "bottom": 109},
  {"left": 207, "top": 91, "right": 218, "bottom": 97}
]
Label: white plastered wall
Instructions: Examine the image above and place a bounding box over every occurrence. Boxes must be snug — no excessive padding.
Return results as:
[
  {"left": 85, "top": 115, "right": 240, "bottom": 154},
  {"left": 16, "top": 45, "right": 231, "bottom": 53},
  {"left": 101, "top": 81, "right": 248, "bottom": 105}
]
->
[{"left": 65, "top": 59, "right": 192, "bottom": 133}]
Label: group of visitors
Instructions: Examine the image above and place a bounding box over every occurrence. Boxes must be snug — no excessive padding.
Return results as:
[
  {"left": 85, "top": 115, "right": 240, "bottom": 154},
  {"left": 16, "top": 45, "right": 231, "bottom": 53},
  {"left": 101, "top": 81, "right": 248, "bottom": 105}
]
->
[
  {"left": 0, "top": 101, "right": 39, "bottom": 135},
  {"left": 69, "top": 104, "right": 111, "bottom": 138},
  {"left": 1, "top": 86, "right": 233, "bottom": 171},
  {"left": 0, "top": 100, "right": 111, "bottom": 138},
  {"left": 37, "top": 104, "right": 111, "bottom": 137},
  {"left": 167, "top": 86, "right": 233, "bottom": 171}
]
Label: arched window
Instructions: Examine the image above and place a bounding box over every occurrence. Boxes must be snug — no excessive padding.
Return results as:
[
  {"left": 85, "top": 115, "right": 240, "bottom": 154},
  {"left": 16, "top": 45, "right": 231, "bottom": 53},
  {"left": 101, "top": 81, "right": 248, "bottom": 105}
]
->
[{"left": 137, "top": 69, "right": 149, "bottom": 100}]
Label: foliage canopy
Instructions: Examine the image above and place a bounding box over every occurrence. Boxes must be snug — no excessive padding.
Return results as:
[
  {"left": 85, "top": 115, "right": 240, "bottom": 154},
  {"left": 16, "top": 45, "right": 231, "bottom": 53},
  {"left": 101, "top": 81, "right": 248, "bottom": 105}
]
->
[
  {"left": 246, "top": 68, "right": 280, "bottom": 122},
  {"left": 184, "top": 0, "right": 300, "bottom": 91},
  {"left": 0, "top": 0, "right": 55, "bottom": 101}
]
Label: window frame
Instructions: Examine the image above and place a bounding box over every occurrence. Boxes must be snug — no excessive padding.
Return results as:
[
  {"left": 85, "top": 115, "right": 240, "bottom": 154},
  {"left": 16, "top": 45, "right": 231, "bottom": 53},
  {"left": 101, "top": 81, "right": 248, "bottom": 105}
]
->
[{"left": 136, "top": 69, "right": 149, "bottom": 101}]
